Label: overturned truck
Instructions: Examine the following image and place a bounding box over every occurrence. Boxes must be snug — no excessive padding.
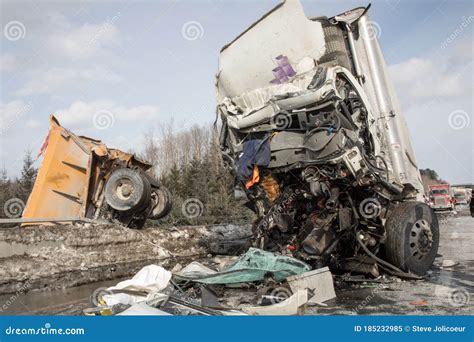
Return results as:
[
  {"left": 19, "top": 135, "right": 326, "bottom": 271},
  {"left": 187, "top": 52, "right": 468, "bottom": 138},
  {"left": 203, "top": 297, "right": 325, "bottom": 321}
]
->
[
  {"left": 21, "top": 116, "right": 171, "bottom": 229},
  {"left": 217, "top": 1, "right": 439, "bottom": 276}
]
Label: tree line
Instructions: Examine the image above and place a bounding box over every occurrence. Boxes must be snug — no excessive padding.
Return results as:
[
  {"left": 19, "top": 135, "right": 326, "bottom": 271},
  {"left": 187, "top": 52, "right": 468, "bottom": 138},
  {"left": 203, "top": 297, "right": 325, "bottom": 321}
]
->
[
  {"left": 0, "top": 151, "right": 38, "bottom": 218},
  {"left": 141, "top": 122, "right": 253, "bottom": 226},
  {"left": 0, "top": 125, "right": 447, "bottom": 224}
]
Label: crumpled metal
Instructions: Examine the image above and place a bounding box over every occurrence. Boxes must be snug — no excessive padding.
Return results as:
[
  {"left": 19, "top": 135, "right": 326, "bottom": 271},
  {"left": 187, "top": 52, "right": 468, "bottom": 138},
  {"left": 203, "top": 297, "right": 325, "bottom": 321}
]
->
[{"left": 175, "top": 248, "right": 311, "bottom": 284}]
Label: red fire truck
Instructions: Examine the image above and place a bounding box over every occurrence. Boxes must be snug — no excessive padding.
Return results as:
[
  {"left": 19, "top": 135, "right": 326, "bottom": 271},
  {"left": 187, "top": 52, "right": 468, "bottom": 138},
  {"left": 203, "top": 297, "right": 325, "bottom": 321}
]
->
[{"left": 429, "top": 184, "right": 454, "bottom": 211}]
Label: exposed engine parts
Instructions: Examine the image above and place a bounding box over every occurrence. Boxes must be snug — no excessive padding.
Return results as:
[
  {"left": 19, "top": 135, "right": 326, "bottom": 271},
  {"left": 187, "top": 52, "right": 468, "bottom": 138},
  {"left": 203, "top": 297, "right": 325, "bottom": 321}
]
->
[{"left": 216, "top": 1, "right": 439, "bottom": 277}]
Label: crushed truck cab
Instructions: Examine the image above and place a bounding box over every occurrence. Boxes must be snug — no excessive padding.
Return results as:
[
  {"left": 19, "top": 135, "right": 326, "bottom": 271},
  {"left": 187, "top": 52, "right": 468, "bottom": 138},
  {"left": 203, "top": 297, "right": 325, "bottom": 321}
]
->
[
  {"left": 22, "top": 115, "right": 171, "bottom": 228},
  {"left": 217, "top": 1, "right": 439, "bottom": 276}
]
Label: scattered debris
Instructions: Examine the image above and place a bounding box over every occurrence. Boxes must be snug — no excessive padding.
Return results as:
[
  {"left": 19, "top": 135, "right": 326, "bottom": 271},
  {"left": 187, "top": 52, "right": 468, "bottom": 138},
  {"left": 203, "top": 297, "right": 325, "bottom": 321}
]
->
[
  {"left": 117, "top": 303, "right": 172, "bottom": 316},
  {"left": 200, "top": 286, "right": 223, "bottom": 309},
  {"left": 102, "top": 265, "right": 172, "bottom": 306},
  {"left": 440, "top": 260, "right": 459, "bottom": 268},
  {"left": 409, "top": 299, "right": 429, "bottom": 306},
  {"left": 242, "top": 289, "right": 308, "bottom": 316},
  {"left": 84, "top": 247, "right": 332, "bottom": 316},
  {"left": 174, "top": 248, "right": 311, "bottom": 284},
  {"left": 175, "top": 261, "right": 217, "bottom": 278},
  {"left": 204, "top": 224, "right": 254, "bottom": 255},
  {"left": 287, "top": 267, "right": 336, "bottom": 305}
]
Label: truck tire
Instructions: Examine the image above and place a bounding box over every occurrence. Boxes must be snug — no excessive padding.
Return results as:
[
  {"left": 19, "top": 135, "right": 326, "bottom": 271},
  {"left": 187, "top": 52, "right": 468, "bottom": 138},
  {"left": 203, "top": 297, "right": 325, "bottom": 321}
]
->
[
  {"left": 150, "top": 186, "right": 173, "bottom": 220},
  {"left": 104, "top": 168, "right": 151, "bottom": 212},
  {"left": 384, "top": 201, "right": 439, "bottom": 275}
]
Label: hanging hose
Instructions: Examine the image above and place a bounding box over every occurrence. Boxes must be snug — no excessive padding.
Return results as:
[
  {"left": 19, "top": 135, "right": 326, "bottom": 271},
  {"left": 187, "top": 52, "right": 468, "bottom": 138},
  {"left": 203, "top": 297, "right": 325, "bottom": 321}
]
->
[
  {"left": 361, "top": 152, "right": 402, "bottom": 195},
  {"left": 375, "top": 155, "right": 389, "bottom": 181},
  {"left": 355, "top": 231, "right": 422, "bottom": 280}
]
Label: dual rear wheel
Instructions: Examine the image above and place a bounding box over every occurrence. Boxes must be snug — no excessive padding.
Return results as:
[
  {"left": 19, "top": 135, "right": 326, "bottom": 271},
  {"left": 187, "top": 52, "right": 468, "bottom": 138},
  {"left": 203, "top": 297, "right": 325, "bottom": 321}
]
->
[{"left": 103, "top": 168, "right": 172, "bottom": 228}]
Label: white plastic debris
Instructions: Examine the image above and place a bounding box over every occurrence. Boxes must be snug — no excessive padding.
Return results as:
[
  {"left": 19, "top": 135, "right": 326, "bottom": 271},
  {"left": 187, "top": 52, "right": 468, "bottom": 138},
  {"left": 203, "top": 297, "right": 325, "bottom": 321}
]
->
[
  {"left": 242, "top": 289, "right": 308, "bottom": 316},
  {"left": 117, "top": 303, "right": 172, "bottom": 316},
  {"left": 286, "top": 267, "right": 336, "bottom": 305},
  {"left": 103, "top": 265, "right": 172, "bottom": 306},
  {"left": 175, "top": 261, "right": 217, "bottom": 278},
  {"left": 440, "top": 260, "right": 459, "bottom": 268}
]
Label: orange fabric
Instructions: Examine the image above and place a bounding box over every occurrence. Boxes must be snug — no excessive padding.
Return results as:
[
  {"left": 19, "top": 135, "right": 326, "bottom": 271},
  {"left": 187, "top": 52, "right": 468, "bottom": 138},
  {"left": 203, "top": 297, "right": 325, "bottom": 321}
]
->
[{"left": 245, "top": 165, "right": 260, "bottom": 189}]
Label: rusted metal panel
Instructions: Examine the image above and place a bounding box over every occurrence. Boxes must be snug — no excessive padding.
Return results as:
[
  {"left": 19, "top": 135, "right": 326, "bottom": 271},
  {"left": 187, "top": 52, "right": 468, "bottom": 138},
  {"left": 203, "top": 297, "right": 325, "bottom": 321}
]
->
[{"left": 22, "top": 116, "right": 92, "bottom": 222}]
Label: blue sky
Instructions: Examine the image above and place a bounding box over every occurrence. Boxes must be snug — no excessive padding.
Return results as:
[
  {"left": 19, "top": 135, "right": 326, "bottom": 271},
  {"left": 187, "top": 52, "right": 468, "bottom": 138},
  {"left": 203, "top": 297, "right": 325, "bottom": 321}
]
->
[{"left": 0, "top": 0, "right": 472, "bottom": 184}]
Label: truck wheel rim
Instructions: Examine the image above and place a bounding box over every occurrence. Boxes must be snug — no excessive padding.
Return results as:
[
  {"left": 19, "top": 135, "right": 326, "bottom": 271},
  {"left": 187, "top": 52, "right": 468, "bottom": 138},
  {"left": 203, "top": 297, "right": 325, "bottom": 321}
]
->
[
  {"left": 115, "top": 179, "right": 135, "bottom": 201},
  {"left": 409, "top": 219, "right": 433, "bottom": 259}
]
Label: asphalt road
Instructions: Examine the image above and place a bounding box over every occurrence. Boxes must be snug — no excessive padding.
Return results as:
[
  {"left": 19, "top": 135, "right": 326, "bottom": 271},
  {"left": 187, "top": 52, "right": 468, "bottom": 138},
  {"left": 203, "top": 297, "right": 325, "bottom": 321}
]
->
[
  {"left": 312, "top": 210, "right": 474, "bottom": 315},
  {"left": 1, "top": 211, "right": 472, "bottom": 316}
]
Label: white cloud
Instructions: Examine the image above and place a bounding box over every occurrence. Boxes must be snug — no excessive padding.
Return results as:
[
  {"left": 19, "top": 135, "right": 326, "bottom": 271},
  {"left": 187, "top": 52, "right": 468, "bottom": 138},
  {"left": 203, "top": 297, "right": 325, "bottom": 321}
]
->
[
  {"left": 0, "top": 54, "right": 17, "bottom": 72},
  {"left": 55, "top": 100, "right": 160, "bottom": 129},
  {"left": 389, "top": 41, "right": 473, "bottom": 184},
  {"left": 389, "top": 39, "right": 472, "bottom": 103},
  {"left": 0, "top": 100, "right": 34, "bottom": 135},
  {"left": 26, "top": 119, "right": 42, "bottom": 128},
  {"left": 47, "top": 11, "right": 72, "bottom": 30},
  {"left": 10, "top": 14, "right": 124, "bottom": 97},
  {"left": 15, "top": 66, "right": 122, "bottom": 96},
  {"left": 48, "top": 21, "right": 121, "bottom": 61},
  {"left": 389, "top": 57, "right": 466, "bottom": 100}
]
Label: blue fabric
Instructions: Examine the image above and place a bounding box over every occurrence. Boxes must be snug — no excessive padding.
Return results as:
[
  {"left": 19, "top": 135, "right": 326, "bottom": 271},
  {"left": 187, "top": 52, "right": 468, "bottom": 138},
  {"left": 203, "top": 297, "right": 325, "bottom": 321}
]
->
[{"left": 237, "top": 139, "right": 271, "bottom": 181}]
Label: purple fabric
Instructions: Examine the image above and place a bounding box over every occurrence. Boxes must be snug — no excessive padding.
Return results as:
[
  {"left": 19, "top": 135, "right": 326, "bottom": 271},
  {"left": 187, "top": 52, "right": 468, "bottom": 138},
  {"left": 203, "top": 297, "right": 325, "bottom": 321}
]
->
[{"left": 270, "top": 55, "right": 295, "bottom": 83}]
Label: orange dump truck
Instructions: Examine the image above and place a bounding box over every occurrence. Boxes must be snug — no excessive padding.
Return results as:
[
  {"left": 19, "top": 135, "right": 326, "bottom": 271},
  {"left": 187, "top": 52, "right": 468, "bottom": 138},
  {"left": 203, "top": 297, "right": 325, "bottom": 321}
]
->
[{"left": 20, "top": 115, "right": 171, "bottom": 228}]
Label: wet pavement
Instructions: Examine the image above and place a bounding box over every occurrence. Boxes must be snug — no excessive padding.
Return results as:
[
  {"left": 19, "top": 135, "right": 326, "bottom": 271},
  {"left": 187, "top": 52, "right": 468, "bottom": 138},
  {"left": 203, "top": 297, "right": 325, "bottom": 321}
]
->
[
  {"left": 0, "top": 278, "right": 122, "bottom": 316},
  {"left": 310, "top": 210, "right": 474, "bottom": 315},
  {"left": 0, "top": 211, "right": 472, "bottom": 316}
]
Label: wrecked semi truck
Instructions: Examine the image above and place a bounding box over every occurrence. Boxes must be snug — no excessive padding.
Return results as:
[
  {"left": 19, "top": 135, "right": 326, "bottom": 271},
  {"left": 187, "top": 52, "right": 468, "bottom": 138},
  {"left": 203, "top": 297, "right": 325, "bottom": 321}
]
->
[
  {"left": 20, "top": 116, "right": 172, "bottom": 229},
  {"left": 216, "top": 1, "right": 439, "bottom": 276}
]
